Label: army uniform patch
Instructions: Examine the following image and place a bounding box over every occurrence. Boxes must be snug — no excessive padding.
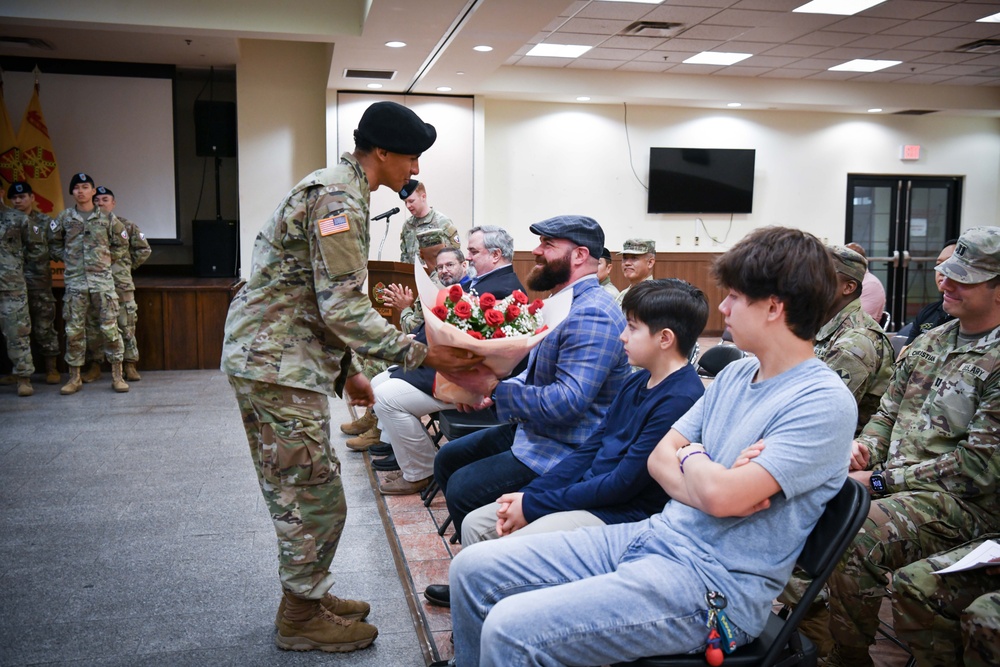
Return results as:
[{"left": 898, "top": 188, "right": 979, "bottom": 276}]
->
[{"left": 318, "top": 214, "right": 349, "bottom": 236}]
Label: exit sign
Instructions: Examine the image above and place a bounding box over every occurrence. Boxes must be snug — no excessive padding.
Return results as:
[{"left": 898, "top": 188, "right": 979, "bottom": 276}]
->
[{"left": 900, "top": 145, "right": 921, "bottom": 160}]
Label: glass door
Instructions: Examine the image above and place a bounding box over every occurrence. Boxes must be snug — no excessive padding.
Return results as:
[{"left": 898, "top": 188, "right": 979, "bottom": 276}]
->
[{"left": 845, "top": 175, "right": 962, "bottom": 331}]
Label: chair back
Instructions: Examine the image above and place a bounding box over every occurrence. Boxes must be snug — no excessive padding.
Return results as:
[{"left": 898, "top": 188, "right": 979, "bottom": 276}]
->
[{"left": 697, "top": 344, "right": 745, "bottom": 378}]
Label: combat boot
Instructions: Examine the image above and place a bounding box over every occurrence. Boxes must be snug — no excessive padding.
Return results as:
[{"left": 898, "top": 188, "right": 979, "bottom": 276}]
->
[
  {"left": 61, "top": 366, "right": 83, "bottom": 395},
  {"left": 346, "top": 426, "right": 382, "bottom": 451},
  {"left": 340, "top": 407, "right": 376, "bottom": 435},
  {"left": 81, "top": 360, "right": 102, "bottom": 383},
  {"left": 123, "top": 361, "right": 141, "bottom": 382},
  {"left": 44, "top": 356, "right": 61, "bottom": 384},
  {"left": 275, "top": 592, "right": 370, "bottom": 627},
  {"left": 275, "top": 590, "right": 378, "bottom": 653},
  {"left": 111, "top": 362, "right": 130, "bottom": 393},
  {"left": 16, "top": 377, "right": 34, "bottom": 397}
]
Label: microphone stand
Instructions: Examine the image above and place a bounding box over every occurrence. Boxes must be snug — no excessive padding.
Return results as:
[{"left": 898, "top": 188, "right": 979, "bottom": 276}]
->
[{"left": 376, "top": 210, "right": 397, "bottom": 260}]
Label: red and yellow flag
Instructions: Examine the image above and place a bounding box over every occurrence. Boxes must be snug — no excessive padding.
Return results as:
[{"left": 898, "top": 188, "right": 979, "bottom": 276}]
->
[
  {"left": 17, "top": 72, "right": 63, "bottom": 214},
  {"left": 0, "top": 74, "right": 24, "bottom": 203}
]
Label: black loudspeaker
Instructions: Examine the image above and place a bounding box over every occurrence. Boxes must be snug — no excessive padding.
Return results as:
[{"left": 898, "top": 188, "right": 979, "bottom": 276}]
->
[
  {"left": 194, "top": 101, "right": 237, "bottom": 158},
  {"left": 193, "top": 219, "right": 238, "bottom": 277}
]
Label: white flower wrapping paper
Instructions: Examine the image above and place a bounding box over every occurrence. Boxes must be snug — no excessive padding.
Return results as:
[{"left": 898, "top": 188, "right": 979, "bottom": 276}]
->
[{"left": 414, "top": 259, "right": 573, "bottom": 404}]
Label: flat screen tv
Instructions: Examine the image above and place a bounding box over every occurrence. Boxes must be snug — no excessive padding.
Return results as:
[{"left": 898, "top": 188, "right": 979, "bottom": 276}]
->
[{"left": 647, "top": 147, "right": 756, "bottom": 214}]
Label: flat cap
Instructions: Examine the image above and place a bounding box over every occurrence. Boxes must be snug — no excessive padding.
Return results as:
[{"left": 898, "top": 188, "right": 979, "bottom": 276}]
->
[
  {"left": 354, "top": 101, "right": 436, "bottom": 156},
  {"left": 829, "top": 245, "right": 867, "bottom": 284},
  {"left": 69, "top": 172, "right": 95, "bottom": 193},
  {"left": 937, "top": 226, "right": 1000, "bottom": 284},
  {"left": 620, "top": 238, "right": 655, "bottom": 255},
  {"left": 529, "top": 215, "right": 605, "bottom": 260},
  {"left": 95, "top": 186, "right": 114, "bottom": 198},
  {"left": 7, "top": 181, "right": 31, "bottom": 198}
]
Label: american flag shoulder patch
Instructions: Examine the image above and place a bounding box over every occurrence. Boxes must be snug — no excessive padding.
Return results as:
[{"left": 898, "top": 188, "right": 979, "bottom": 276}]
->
[{"left": 318, "top": 213, "right": 350, "bottom": 237}]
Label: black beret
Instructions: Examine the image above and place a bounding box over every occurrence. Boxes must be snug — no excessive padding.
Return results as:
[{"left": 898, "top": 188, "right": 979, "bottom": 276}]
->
[
  {"left": 354, "top": 101, "right": 436, "bottom": 155},
  {"left": 96, "top": 186, "right": 115, "bottom": 198},
  {"left": 7, "top": 181, "right": 32, "bottom": 198},
  {"left": 69, "top": 172, "right": 95, "bottom": 193}
]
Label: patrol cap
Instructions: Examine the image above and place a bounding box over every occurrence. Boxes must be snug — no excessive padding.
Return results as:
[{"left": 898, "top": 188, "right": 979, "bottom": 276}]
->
[
  {"left": 619, "top": 238, "right": 656, "bottom": 255},
  {"left": 601, "top": 247, "right": 612, "bottom": 262},
  {"left": 829, "top": 245, "right": 867, "bottom": 284},
  {"left": 417, "top": 227, "right": 457, "bottom": 250},
  {"left": 936, "top": 226, "right": 1000, "bottom": 284},
  {"left": 95, "top": 186, "right": 115, "bottom": 198},
  {"left": 69, "top": 172, "right": 95, "bottom": 193},
  {"left": 529, "top": 215, "right": 605, "bottom": 260},
  {"left": 354, "top": 101, "right": 436, "bottom": 156},
  {"left": 7, "top": 181, "right": 31, "bottom": 198}
]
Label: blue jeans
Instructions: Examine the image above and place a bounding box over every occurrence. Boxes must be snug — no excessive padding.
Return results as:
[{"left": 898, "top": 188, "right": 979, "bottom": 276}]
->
[
  {"left": 433, "top": 423, "right": 537, "bottom": 535},
  {"left": 450, "top": 520, "right": 753, "bottom": 666}
]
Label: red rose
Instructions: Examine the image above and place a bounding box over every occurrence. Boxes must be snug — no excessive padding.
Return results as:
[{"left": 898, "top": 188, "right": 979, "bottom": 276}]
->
[
  {"left": 432, "top": 305, "right": 448, "bottom": 321},
  {"left": 484, "top": 308, "right": 505, "bottom": 327},
  {"left": 491, "top": 328, "right": 506, "bottom": 339},
  {"left": 467, "top": 331, "right": 484, "bottom": 340},
  {"left": 448, "top": 284, "right": 464, "bottom": 303},
  {"left": 454, "top": 300, "right": 473, "bottom": 319},
  {"left": 528, "top": 299, "right": 544, "bottom": 315},
  {"left": 505, "top": 304, "right": 521, "bottom": 321},
  {"left": 512, "top": 290, "right": 528, "bottom": 305},
  {"left": 479, "top": 293, "right": 497, "bottom": 309}
]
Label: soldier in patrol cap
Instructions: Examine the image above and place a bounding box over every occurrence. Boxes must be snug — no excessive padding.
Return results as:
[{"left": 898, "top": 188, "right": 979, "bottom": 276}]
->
[
  {"left": 221, "top": 100, "right": 482, "bottom": 653},
  {"left": 615, "top": 238, "right": 656, "bottom": 307},
  {"left": 825, "top": 226, "right": 1000, "bottom": 667}
]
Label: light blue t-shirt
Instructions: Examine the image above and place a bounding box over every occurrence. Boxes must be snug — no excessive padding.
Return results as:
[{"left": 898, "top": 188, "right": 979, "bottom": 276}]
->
[{"left": 653, "top": 356, "right": 856, "bottom": 637}]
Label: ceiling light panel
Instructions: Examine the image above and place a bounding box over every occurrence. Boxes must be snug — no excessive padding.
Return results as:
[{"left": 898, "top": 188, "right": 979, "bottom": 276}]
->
[
  {"left": 829, "top": 58, "right": 901, "bottom": 72},
  {"left": 793, "top": 0, "right": 886, "bottom": 16},
  {"left": 526, "top": 43, "right": 594, "bottom": 58},
  {"left": 683, "top": 51, "right": 752, "bottom": 66}
]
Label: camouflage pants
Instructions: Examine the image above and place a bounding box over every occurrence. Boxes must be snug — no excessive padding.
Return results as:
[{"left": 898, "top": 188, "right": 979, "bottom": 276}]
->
[
  {"left": 360, "top": 356, "right": 387, "bottom": 381},
  {"left": 827, "top": 490, "right": 989, "bottom": 652},
  {"left": 27, "top": 288, "right": 60, "bottom": 357},
  {"left": 0, "top": 289, "right": 34, "bottom": 377},
  {"left": 64, "top": 288, "right": 122, "bottom": 367},
  {"left": 88, "top": 289, "right": 137, "bottom": 362},
  {"left": 228, "top": 376, "right": 347, "bottom": 599},
  {"left": 892, "top": 536, "right": 1000, "bottom": 667}
]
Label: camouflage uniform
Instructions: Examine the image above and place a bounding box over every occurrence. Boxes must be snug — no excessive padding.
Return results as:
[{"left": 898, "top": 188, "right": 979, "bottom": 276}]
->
[
  {"left": 827, "top": 319, "right": 1000, "bottom": 662},
  {"left": 599, "top": 275, "right": 619, "bottom": 298},
  {"left": 222, "top": 152, "right": 427, "bottom": 598},
  {"left": 814, "top": 298, "right": 894, "bottom": 434},
  {"left": 86, "top": 215, "right": 151, "bottom": 364},
  {"left": 614, "top": 274, "right": 654, "bottom": 307},
  {"left": 49, "top": 206, "right": 128, "bottom": 366},
  {"left": 22, "top": 209, "right": 60, "bottom": 358},
  {"left": 892, "top": 535, "right": 1000, "bottom": 667},
  {"left": 0, "top": 207, "right": 34, "bottom": 376},
  {"left": 399, "top": 208, "right": 457, "bottom": 264}
]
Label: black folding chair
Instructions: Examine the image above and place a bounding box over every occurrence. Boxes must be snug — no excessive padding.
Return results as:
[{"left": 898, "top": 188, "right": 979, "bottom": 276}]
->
[
  {"left": 697, "top": 344, "right": 745, "bottom": 378},
  {"left": 615, "top": 478, "right": 870, "bottom": 667}
]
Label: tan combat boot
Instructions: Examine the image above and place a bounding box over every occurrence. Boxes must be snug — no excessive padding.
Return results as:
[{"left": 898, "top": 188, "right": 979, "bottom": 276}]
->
[
  {"left": 16, "top": 377, "right": 34, "bottom": 397},
  {"left": 81, "top": 360, "right": 102, "bottom": 383},
  {"left": 274, "top": 592, "right": 371, "bottom": 628},
  {"left": 44, "top": 356, "right": 61, "bottom": 384},
  {"left": 340, "top": 407, "right": 376, "bottom": 435},
  {"left": 111, "top": 362, "right": 130, "bottom": 393},
  {"left": 275, "top": 590, "right": 378, "bottom": 653},
  {"left": 123, "top": 361, "right": 141, "bottom": 382},
  {"left": 61, "top": 366, "right": 83, "bottom": 395},
  {"left": 346, "top": 426, "right": 382, "bottom": 451}
]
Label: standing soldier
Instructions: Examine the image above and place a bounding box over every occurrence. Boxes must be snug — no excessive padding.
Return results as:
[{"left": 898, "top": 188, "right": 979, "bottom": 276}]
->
[
  {"left": 92, "top": 186, "right": 151, "bottom": 382},
  {"left": 222, "top": 101, "right": 481, "bottom": 653},
  {"left": 399, "top": 181, "right": 458, "bottom": 264},
  {"left": 8, "top": 182, "right": 61, "bottom": 385},
  {"left": 50, "top": 173, "right": 130, "bottom": 394},
  {"left": 0, "top": 204, "right": 35, "bottom": 396}
]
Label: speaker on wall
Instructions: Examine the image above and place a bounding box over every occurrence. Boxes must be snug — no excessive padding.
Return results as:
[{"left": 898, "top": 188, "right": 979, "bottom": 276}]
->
[
  {"left": 193, "top": 219, "right": 238, "bottom": 278},
  {"left": 194, "top": 101, "right": 237, "bottom": 158}
]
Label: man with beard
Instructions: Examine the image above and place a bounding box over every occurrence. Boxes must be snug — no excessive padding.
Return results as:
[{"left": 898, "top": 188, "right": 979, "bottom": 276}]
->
[{"left": 423, "top": 214, "right": 630, "bottom": 609}]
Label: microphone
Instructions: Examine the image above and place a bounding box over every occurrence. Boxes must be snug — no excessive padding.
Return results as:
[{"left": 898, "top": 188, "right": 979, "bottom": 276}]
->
[
  {"left": 372, "top": 207, "right": 400, "bottom": 222},
  {"left": 399, "top": 179, "right": 419, "bottom": 200}
]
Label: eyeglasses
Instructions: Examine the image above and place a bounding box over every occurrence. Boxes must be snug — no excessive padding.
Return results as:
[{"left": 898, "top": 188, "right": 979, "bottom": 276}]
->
[{"left": 436, "top": 261, "right": 461, "bottom": 272}]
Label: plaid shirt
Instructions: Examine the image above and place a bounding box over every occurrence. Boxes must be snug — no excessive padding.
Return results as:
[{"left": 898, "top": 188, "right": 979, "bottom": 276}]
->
[{"left": 498, "top": 275, "right": 630, "bottom": 475}]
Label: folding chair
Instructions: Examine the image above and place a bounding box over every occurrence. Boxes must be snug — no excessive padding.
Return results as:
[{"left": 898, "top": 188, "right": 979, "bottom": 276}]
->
[
  {"left": 614, "top": 478, "right": 870, "bottom": 667},
  {"left": 697, "top": 344, "right": 745, "bottom": 378}
]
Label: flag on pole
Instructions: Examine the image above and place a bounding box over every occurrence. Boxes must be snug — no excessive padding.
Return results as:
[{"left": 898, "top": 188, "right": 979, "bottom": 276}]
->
[
  {"left": 0, "top": 69, "right": 24, "bottom": 203},
  {"left": 17, "top": 67, "right": 63, "bottom": 214}
]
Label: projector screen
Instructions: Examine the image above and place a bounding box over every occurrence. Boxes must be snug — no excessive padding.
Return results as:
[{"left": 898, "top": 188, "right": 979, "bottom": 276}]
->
[{"left": 4, "top": 70, "right": 178, "bottom": 240}]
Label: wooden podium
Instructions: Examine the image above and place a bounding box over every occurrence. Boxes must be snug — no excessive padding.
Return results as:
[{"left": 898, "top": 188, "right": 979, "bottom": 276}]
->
[{"left": 368, "top": 260, "right": 418, "bottom": 328}]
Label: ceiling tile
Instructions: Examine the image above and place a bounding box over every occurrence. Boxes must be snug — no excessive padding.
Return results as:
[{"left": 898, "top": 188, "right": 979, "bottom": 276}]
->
[
  {"left": 616, "top": 60, "right": 671, "bottom": 72},
  {"left": 652, "top": 37, "right": 728, "bottom": 52},
  {"left": 760, "top": 43, "right": 829, "bottom": 57},
  {"left": 946, "top": 74, "right": 1000, "bottom": 85},
  {"left": 713, "top": 65, "right": 773, "bottom": 76},
  {"left": 844, "top": 34, "right": 917, "bottom": 49},
  {"left": 576, "top": 1, "right": 658, "bottom": 21},
  {"left": 599, "top": 34, "right": 668, "bottom": 49},
  {"left": 863, "top": 1, "right": 954, "bottom": 21},
  {"left": 881, "top": 20, "right": 965, "bottom": 36},
  {"left": 567, "top": 58, "right": 623, "bottom": 69},
  {"left": 791, "top": 31, "right": 861, "bottom": 47},
  {"left": 584, "top": 46, "right": 648, "bottom": 60},
  {"left": 825, "top": 16, "right": 908, "bottom": 34},
  {"left": 642, "top": 5, "right": 726, "bottom": 24},
  {"left": 544, "top": 32, "right": 608, "bottom": 46},
  {"left": 558, "top": 17, "right": 634, "bottom": 34},
  {"left": 675, "top": 24, "right": 751, "bottom": 41},
  {"left": 919, "top": 2, "right": 1000, "bottom": 22},
  {"left": 817, "top": 46, "right": 883, "bottom": 60},
  {"left": 517, "top": 56, "right": 572, "bottom": 68}
]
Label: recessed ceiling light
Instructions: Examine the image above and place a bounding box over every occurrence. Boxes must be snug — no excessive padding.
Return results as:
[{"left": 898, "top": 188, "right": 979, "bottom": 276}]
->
[
  {"left": 868, "top": 108, "right": 883, "bottom": 113},
  {"left": 727, "top": 102, "right": 742, "bottom": 108},
  {"left": 385, "top": 41, "right": 406, "bottom": 48},
  {"left": 437, "top": 86, "right": 452, "bottom": 92},
  {"left": 794, "top": 0, "right": 885, "bottom": 15},
  {"left": 683, "top": 52, "right": 752, "bottom": 66},
  {"left": 456, "top": 71, "right": 465, "bottom": 75},
  {"left": 473, "top": 45, "right": 493, "bottom": 52},
  {"left": 576, "top": 96, "right": 591, "bottom": 101},
  {"left": 367, "top": 83, "right": 383, "bottom": 89},
  {"left": 829, "top": 59, "right": 901, "bottom": 72},
  {"left": 526, "top": 43, "right": 594, "bottom": 58},
  {"left": 977, "top": 12, "right": 1000, "bottom": 23}
]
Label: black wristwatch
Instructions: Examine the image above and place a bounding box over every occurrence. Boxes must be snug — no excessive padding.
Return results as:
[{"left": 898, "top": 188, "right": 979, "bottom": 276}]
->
[{"left": 869, "top": 471, "right": 887, "bottom": 496}]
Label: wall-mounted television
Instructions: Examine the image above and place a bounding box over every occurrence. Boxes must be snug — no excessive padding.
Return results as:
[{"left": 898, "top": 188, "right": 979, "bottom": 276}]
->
[{"left": 647, "top": 147, "right": 756, "bottom": 214}]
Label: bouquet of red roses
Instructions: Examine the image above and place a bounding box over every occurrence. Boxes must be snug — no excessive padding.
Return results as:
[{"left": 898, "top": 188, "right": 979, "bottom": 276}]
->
[{"left": 431, "top": 284, "right": 547, "bottom": 341}]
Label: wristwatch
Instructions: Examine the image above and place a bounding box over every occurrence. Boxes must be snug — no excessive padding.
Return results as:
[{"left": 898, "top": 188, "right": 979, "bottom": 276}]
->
[{"left": 869, "top": 470, "right": 887, "bottom": 496}]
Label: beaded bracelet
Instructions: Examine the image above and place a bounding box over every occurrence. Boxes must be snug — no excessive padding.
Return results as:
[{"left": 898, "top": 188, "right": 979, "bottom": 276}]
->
[{"left": 679, "top": 449, "right": 712, "bottom": 473}]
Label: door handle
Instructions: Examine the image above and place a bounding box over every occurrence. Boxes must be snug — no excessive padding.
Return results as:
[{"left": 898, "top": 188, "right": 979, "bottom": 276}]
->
[
  {"left": 891, "top": 250, "right": 900, "bottom": 268},
  {"left": 901, "top": 250, "right": 911, "bottom": 268}
]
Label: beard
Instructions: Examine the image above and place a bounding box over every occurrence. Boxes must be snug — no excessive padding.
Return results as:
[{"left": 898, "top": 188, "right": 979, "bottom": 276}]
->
[{"left": 527, "top": 251, "right": 572, "bottom": 292}]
